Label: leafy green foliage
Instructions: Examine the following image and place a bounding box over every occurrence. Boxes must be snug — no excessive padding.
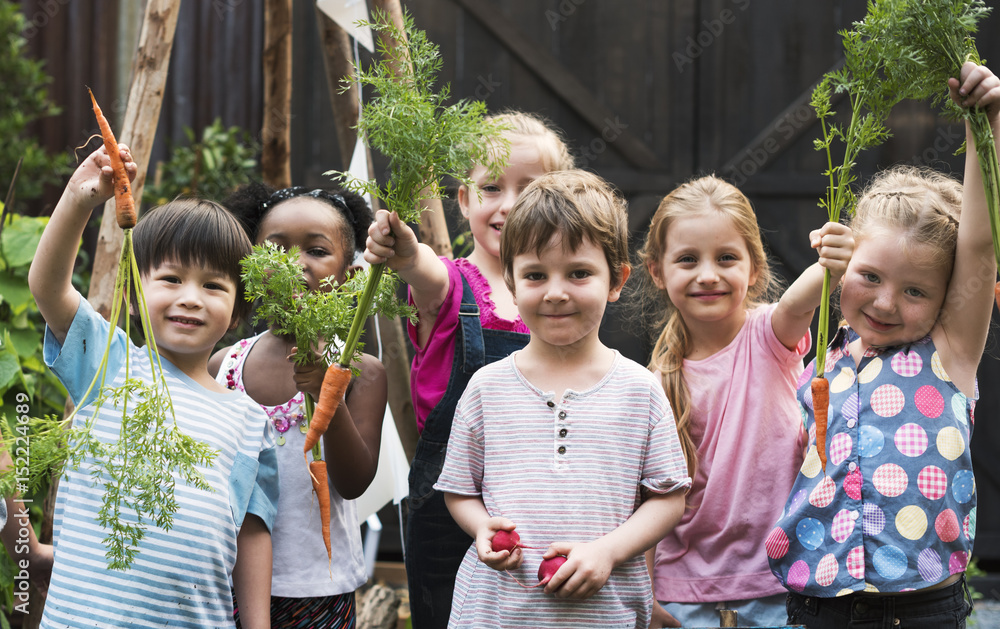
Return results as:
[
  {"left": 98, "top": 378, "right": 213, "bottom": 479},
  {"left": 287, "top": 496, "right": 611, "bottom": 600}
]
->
[
  {"left": 0, "top": 1, "right": 71, "bottom": 201},
  {"left": 143, "top": 118, "right": 259, "bottom": 206},
  {"left": 885, "top": 0, "right": 1000, "bottom": 266},
  {"left": 325, "top": 11, "right": 508, "bottom": 368},
  {"left": 0, "top": 211, "right": 67, "bottom": 423},
  {"left": 327, "top": 10, "right": 509, "bottom": 221},
  {"left": 241, "top": 242, "right": 415, "bottom": 368}
]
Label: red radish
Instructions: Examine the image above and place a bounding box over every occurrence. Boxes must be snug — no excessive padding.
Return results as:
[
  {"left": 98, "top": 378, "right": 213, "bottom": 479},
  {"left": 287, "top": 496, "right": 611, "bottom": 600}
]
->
[
  {"left": 492, "top": 530, "right": 521, "bottom": 553},
  {"left": 491, "top": 529, "right": 540, "bottom": 553},
  {"left": 537, "top": 555, "right": 568, "bottom": 585}
]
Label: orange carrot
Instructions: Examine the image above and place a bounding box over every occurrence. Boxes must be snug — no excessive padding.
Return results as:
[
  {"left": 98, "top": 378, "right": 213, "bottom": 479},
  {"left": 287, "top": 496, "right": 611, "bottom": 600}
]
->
[
  {"left": 303, "top": 362, "right": 352, "bottom": 454},
  {"left": 308, "top": 459, "right": 332, "bottom": 563},
  {"left": 812, "top": 377, "right": 830, "bottom": 474},
  {"left": 994, "top": 280, "right": 1000, "bottom": 313},
  {"left": 87, "top": 88, "right": 136, "bottom": 229}
]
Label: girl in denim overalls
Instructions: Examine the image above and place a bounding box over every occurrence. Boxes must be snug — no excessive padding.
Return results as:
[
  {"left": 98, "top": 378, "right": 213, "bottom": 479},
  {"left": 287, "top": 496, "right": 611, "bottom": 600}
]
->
[
  {"left": 364, "top": 112, "right": 574, "bottom": 628},
  {"left": 770, "top": 62, "right": 1000, "bottom": 629}
]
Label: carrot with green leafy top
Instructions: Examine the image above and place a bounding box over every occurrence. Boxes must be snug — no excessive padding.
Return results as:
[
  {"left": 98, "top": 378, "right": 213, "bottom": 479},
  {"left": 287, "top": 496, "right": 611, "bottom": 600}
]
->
[
  {"left": 87, "top": 87, "right": 136, "bottom": 229},
  {"left": 812, "top": 376, "right": 830, "bottom": 474}
]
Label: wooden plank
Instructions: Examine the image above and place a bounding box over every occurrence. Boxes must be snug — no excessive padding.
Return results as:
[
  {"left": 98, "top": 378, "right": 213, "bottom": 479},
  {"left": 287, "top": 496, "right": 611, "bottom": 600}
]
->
[
  {"left": 87, "top": 0, "right": 182, "bottom": 318},
  {"left": 262, "top": 0, "right": 292, "bottom": 188},
  {"left": 449, "top": 0, "right": 662, "bottom": 170}
]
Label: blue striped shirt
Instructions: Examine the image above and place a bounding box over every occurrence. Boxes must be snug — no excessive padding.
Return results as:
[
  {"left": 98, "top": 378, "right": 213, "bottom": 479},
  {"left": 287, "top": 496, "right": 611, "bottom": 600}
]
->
[{"left": 40, "top": 299, "right": 278, "bottom": 628}]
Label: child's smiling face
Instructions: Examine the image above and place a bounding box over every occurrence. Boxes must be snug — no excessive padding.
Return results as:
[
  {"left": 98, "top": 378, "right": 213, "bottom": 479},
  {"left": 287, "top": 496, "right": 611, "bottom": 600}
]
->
[
  {"left": 511, "top": 234, "right": 626, "bottom": 354},
  {"left": 141, "top": 259, "right": 238, "bottom": 372},
  {"left": 839, "top": 229, "right": 951, "bottom": 350},
  {"left": 652, "top": 210, "right": 759, "bottom": 329},
  {"left": 459, "top": 139, "right": 549, "bottom": 261}
]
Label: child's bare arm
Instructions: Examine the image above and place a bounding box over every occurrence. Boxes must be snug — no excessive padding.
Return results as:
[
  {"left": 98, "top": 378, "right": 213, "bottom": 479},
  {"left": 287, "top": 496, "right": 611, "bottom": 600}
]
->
[
  {"left": 939, "top": 61, "right": 1000, "bottom": 390},
  {"left": 772, "top": 222, "right": 854, "bottom": 350},
  {"left": 232, "top": 514, "right": 272, "bottom": 629},
  {"left": 542, "top": 491, "right": 685, "bottom": 599},
  {"left": 28, "top": 144, "right": 136, "bottom": 342},
  {"left": 364, "top": 210, "right": 451, "bottom": 348}
]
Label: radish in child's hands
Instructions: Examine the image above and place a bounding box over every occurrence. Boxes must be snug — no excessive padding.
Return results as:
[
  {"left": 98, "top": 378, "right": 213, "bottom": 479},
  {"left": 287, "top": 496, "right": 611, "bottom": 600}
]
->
[
  {"left": 491, "top": 529, "right": 521, "bottom": 554},
  {"left": 541, "top": 541, "right": 615, "bottom": 599},
  {"left": 478, "top": 518, "right": 524, "bottom": 571},
  {"left": 537, "top": 555, "right": 567, "bottom": 585}
]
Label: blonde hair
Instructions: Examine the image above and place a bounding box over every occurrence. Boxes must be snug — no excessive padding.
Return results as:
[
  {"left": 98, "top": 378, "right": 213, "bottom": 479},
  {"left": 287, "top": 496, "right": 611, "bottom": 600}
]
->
[
  {"left": 636, "top": 175, "right": 777, "bottom": 478},
  {"left": 482, "top": 111, "right": 575, "bottom": 175},
  {"left": 500, "top": 170, "right": 629, "bottom": 290},
  {"left": 851, "top": 165, "right": 961, "bottom": 272}
]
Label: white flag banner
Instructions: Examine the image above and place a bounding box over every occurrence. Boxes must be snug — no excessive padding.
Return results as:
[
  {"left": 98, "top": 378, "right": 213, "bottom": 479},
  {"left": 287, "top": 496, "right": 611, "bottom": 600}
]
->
[
  {"left": 316, "top": 0, "right": 374, "bottom": 52},
  {"left": 354, "top": 405, "right": 411, "bottom": 526},
  {"left": 347, "top": 133, "right": 373, "bottom": 214}
]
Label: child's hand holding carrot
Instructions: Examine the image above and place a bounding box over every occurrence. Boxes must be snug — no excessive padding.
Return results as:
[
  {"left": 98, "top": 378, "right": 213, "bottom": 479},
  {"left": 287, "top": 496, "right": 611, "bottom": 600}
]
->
[
  {"left": 477, "top": 517, "right": 524, "bottom": 571},
  {"left": 289, "top": 346, "right": 330, "bottom": 402},
  {"left": 364, "top": 210, "right": 423, "bottom": 271},
  {"left": 810, "top": 221, "right": 854, "bottom": 281},
  {"left": 65, "top": 143, "right": 137, "bottom": 212}
]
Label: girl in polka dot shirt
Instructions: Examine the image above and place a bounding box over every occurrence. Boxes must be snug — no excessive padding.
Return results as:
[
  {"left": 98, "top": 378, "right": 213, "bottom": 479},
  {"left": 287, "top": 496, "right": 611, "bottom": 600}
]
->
[{"left": 769, "top": 62, "right": 1000, "bottom": 629}]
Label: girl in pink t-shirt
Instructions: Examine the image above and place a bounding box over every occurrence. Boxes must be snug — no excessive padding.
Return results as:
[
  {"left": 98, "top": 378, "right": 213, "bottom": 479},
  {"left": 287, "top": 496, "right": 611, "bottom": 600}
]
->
[
  {"left": 636, "top": 175, "right": 853, "bottom": 628},
  {"left": 364, "top": 111, "right": 574, "bottom": 629}
]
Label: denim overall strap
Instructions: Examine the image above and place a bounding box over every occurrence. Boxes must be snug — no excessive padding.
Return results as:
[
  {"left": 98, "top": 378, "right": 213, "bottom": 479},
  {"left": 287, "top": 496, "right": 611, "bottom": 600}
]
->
[{"left": 404, "top": 275, "right": 528, "bottom": 629}]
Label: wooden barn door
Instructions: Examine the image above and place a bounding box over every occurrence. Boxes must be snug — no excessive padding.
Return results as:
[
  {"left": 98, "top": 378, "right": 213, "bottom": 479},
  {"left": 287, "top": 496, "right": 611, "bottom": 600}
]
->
[{"left": 402, "top": 0, "right": 1000, "bottom": 567}]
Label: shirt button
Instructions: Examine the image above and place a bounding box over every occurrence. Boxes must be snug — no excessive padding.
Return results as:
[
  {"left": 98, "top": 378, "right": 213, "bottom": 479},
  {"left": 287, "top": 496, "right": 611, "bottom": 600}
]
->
[
  {"left": 557, "top": 446, "right": 566, "bottom": 454},
  {"left": 849, "top": 462, "right": 857, "bottom": 472},
  {"left": 558, "top": 411, "right": 567, "bottom": 419},
  {"left": 546, "top": 401, "right": 555, "bottom": 408},
  {"left": 847, "top": 418, "right": 857, "bottom": 428},
  {"left": 559, "top": 428, "right": 568, "bottom": 438}
]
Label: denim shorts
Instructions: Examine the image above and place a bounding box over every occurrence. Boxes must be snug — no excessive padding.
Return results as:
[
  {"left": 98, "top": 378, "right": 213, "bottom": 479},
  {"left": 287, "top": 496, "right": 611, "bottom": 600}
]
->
[{"left": 785, "top": 576, "right": 973, "bottom": 628}]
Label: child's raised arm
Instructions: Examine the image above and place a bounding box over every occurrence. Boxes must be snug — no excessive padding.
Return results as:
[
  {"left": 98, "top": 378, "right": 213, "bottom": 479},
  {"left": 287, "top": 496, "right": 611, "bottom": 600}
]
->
[
  {"left": 771, "top": 221, "right": 854, "bottom": 350},
  {"left": 938, "top": 61, "right": 1000, "bottom": 392},
  {"left": 28, "top": 144, "right": 137, "bottom": 343},
  {"left": 364, "top": 209, "right": 451, "bottom": 348}
]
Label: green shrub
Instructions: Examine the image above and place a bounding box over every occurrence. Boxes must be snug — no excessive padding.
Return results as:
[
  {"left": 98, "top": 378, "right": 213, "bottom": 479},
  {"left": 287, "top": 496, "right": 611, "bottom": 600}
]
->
[
  {"left": 0, "top": 1, "right": 72, "bottom": 202},
  {"left": 143, "top": 119, "right": 260, "bottom": 206}
]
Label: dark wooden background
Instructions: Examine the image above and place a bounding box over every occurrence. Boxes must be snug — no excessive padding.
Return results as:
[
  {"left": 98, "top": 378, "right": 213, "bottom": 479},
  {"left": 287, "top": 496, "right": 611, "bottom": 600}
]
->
[{"left": 15, "top": 0, "right": 1000, "bottom": 566}]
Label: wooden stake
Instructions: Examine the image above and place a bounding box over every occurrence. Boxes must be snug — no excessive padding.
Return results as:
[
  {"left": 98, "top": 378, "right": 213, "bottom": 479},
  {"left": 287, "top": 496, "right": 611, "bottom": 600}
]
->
[
  {"left": 262, "top": 0, "right": 292, "bottom": 189},
  {"left": 87, "top": 0, "right": 182, "bottom": 318}
]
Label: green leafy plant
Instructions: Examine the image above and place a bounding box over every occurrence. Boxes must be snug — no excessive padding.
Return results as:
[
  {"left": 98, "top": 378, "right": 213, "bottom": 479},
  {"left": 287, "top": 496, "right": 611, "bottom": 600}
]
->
[
  {"left": 0, "top": 211, "right": 67, "bottom": 420},
  {"left": 886, "top": 0, "right": 998, "bottom": 267},
  {"left": 143, "top": 118, "right": 259, "bottom": 206},
  {"left": 241, "top": 241, "right": 414, "bottom": 372},
  {"left": 0, "top": 1, "right": 72, "bottom": 202},
  {"left": 326, "top": 9, "right": 508, "bottom": 379}
]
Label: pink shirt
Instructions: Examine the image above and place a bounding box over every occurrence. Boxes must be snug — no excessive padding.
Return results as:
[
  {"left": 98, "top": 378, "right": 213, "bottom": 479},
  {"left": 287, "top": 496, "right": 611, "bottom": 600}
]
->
[
  {"left": 408, "top": 257, "right": 528, "bottom": 433},
  {"left": 651, "top": 304, "right": 810, "bottom": 603}
]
